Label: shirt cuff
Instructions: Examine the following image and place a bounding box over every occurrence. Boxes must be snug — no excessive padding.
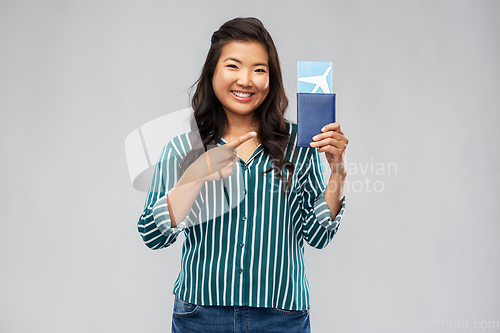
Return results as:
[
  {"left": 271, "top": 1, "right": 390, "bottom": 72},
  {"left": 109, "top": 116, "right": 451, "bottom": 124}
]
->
[
  {"left": 313, "top": 195, "right": 345, "bottom": 231},
  {"left": 152, "top": 195, "right": 187, "bottom": 236}
]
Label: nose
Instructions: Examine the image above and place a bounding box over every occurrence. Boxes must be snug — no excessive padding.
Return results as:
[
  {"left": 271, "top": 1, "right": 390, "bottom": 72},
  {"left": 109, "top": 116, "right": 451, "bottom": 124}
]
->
[{"left": 236, "top": 70, "right": 252, "bottom": 87}]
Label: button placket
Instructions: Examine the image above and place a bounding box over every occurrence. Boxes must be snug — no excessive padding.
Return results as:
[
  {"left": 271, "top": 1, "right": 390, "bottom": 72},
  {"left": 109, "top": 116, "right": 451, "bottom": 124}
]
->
[{"left": 237, "top": 159, "right": 250, "bottom": 281}]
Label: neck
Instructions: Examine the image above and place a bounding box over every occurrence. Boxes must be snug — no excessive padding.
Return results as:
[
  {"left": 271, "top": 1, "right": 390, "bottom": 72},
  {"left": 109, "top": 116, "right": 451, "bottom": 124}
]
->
[{"left": 224, "top": 112, "right": 259, "bottom": 138}]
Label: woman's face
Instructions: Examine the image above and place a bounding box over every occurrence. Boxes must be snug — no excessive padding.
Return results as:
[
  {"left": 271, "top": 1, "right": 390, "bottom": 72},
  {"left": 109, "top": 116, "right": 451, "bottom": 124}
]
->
[{"left": 212, "top": 41, "right": 270, "bottom": 121}]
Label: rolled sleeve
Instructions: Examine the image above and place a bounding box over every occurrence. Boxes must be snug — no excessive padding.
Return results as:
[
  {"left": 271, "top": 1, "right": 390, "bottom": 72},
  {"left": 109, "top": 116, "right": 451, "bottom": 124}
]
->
[
  {"left": 300, "top": 148, "right": 344, "bottom": 249},
  {"left": 152, "top": 195, "right": 187, "bottom": 236},
  {"left": 314, "top": 195, "right": 345, "bottom": 231},
  {"left": 137, "top": 142, "right": 187, "bottom": 250}
]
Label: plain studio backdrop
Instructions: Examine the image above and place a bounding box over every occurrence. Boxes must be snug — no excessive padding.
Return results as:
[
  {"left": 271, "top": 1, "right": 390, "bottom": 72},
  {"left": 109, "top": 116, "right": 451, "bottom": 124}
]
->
[{"left": 1, "top": 1, "right": 499, "bottom": 332}]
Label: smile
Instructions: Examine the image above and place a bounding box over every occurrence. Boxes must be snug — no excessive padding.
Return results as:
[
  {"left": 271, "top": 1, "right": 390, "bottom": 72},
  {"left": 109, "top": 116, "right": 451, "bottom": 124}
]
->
[{"left": 231, "top": 91, "right": 253, "bottom": 98}]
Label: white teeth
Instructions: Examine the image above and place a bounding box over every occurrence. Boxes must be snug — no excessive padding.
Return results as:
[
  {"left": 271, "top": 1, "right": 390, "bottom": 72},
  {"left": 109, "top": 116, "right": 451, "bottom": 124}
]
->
[{"left": 232, "top": 91, "right": 252, "bottom": 98}]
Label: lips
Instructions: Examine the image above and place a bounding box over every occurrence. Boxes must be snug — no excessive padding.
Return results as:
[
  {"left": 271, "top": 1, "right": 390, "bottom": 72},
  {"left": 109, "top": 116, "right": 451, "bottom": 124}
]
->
[{"left": 231, "top": 90, "right": 254, "bottom": 102}]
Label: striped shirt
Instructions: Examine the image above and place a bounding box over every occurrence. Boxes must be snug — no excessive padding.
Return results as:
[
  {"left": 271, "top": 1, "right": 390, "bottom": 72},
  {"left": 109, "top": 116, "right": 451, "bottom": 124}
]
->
[{"left": 137, "top": 122, "right": 345, "bottom": 310}]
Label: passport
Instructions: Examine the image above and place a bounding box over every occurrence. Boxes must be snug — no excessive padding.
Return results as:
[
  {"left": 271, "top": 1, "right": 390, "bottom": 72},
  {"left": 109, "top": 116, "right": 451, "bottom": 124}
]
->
[
  {"left": 297, "top": 93, "right": 336, "bottom": 147},
  {"left": 297, "top": 61, "right": 336, "bottom": 147}
]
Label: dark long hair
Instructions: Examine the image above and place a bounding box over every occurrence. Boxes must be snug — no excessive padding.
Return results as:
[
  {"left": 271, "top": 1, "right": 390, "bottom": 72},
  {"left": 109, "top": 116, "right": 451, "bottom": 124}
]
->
[{"left": 180, "top": 17, "right": 295, "bottom": 190}]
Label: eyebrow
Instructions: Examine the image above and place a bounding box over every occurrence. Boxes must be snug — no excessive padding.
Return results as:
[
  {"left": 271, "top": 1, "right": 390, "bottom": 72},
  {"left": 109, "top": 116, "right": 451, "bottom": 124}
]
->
[{"left": 223, "top": 57, "right": 268, "bottom": 68}]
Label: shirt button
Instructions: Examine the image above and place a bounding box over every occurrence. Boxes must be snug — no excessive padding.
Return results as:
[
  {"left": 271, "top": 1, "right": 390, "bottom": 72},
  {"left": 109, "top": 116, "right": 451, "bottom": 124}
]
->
[
  {"left": 239, "top": 268, "right": 243, "bottom": 274},
  {"left": 242, "top": 216, "right": 247, "bottom": 221},
  {"left": 239, "top": 243, "right": 244, "bottom": 248}
]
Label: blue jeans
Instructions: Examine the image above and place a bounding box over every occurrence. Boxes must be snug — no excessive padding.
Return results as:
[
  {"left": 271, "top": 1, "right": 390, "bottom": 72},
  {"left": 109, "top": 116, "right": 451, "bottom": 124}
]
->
[{"left": 172, "top": 295, "right": 311, "bottom": 333}]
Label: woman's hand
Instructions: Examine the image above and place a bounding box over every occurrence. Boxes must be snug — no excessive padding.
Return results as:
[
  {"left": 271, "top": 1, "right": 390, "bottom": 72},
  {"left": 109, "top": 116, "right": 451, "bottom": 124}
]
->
[
  {"left": 181, "top": 132, "right": 257, "bottom": 185},
  {"left": 168, "top": 132, "right": 256, "bottom": 227},
  {"left": 310, "top": 123, "right": 348, "bottom": 176}
]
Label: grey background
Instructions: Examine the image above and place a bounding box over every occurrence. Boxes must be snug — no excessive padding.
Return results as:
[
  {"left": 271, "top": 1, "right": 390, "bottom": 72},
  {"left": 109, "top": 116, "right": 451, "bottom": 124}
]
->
[{"left": 1, "top": 0, "right": 499, "bottom": 332}]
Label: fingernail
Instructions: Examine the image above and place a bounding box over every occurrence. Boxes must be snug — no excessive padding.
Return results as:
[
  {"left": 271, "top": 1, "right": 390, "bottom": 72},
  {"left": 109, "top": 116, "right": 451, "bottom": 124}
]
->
[
  {"left": 321, "top": 127, "right": 326, "bottom": 132},
  {"left": 313, "top": 136, "right": 317, "bottom": 140}
]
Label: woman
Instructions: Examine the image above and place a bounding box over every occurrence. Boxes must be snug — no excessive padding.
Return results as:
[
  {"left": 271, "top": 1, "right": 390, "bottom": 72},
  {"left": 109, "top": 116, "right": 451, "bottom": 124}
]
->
[{"left": 138, "top": 17, "right": 348, "bottom": 333}]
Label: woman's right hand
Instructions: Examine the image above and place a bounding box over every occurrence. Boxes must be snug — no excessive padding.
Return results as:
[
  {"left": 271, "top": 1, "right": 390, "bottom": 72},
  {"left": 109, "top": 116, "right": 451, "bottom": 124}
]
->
[
  {"left": 181, "top": 131, "right": 257, "bottom": 184},
  {"left": 167, "top": 131, "right": 257, "bottom": 227}
]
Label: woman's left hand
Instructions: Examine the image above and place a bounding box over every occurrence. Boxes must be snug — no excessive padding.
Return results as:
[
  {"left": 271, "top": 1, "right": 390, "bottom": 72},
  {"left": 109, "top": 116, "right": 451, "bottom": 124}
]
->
[{"left": 310, "top": 122, "right": 348, "bottom": 176}]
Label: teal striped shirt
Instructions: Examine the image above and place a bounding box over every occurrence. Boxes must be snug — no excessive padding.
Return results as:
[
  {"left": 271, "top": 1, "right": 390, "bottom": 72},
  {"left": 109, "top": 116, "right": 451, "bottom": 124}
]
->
[{"left": 138, "top": 122, "right": 345, "bottom": 310}]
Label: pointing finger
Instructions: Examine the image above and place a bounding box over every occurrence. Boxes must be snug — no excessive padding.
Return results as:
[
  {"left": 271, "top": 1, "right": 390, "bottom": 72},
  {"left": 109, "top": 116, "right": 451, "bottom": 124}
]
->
[{"left": 226, "top": 131, "right": 257, "bottom": 149}]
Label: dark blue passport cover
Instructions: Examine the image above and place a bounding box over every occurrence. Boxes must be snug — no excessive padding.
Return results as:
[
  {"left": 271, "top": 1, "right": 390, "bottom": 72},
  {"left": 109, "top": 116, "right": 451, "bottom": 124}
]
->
[{"left": 297, "top": 93, "right": 336, "bottom": 147}]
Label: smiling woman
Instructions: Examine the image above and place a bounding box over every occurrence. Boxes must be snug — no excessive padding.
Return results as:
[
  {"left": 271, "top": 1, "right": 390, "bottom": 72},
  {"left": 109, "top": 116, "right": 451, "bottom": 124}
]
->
[
  {"left": 137, "top": 17, "right": 348, "bottom": 333},
  {"left": 211, "top": 41, "right": 270, "bottom": 162},
  {"left": 212, "top": 41, "right": 270, "bottom": 121}
]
